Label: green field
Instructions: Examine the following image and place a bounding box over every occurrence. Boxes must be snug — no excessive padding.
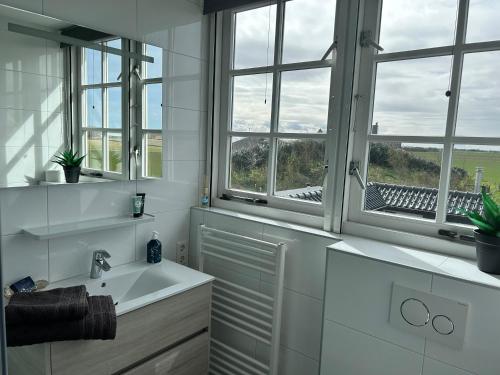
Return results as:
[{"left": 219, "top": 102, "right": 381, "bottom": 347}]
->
[
  {"left": 413, "top": 149, "right": 500, "bottom": 200},
  {"left": 87, "top": 138, "right": 162, "bottom": 177}
]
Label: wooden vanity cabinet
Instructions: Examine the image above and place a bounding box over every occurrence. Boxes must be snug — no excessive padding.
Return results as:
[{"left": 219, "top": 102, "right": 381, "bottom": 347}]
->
[{"left": 8, "top": 283, "right": 212, "bottom": 375}]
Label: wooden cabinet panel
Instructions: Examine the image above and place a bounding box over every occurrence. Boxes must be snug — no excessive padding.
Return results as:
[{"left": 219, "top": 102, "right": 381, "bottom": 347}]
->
[
  {"left": 51, "top": 284, "right": 211, "bottom": 375},
  {"left": 123, "top": 332, "right": 209, "bottom": 375}
]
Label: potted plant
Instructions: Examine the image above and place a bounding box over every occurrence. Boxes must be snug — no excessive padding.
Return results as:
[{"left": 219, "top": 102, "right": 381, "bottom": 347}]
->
[
  {"left": 52, "top": 150, "right": 86, "bottom": 184},
  {"left": 462, "top": 191, "right": 500, "bottom": 274}
]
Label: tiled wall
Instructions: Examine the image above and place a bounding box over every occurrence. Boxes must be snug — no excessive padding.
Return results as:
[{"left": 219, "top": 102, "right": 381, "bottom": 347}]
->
[
  {"left": 0, "top": 0, "right": 208, "bottom": 287},
  {"left": 322, "top": 251, "right": 500, "bottom": 375},
  {"left": 0, "top": 15, "right": 64, "bottom": 187},
  {"left": 189, "top": 207, "right": 338, "bottom": 375}
]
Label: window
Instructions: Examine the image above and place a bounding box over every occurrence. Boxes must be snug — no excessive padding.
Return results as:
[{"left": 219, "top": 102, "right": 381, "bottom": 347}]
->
[
  {"left": 139, "top": 44, "right": 163, "bottom": 178},
  {"left": 77, "top": 40, "right": 163, "bottom": 179},
  {"left": 348, "top": 0, "right": 500, "bottom": 237},
  {"left": 218, "top": 0, "right": 337, "bottom": 214},
  {"left": 80, "top": 39, "right": 125, "bottom": 176}
]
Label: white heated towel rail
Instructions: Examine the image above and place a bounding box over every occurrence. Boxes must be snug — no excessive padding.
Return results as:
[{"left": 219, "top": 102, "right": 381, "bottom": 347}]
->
[{"left": 198, "top": 225, "right": 287, "bottom": 375}]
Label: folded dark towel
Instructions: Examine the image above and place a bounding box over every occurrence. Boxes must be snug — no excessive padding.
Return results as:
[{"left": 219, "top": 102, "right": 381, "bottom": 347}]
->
[
  {"left": 6, "top": 295, "right": 116, "bottom": 347},
  {"left": 5, "top": 286, "right": 89, "bottom": 325}
]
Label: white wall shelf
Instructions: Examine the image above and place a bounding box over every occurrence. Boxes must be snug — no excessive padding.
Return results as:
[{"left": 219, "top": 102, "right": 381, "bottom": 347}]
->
[{"left": 22, "top": 214, "right": 155, "bottom": 240}]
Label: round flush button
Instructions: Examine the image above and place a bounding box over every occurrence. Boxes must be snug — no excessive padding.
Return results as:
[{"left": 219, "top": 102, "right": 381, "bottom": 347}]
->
[
  {"left": 432, "top": 315, "right": 454, "bottom": 335},
  {"left": 400, "top": 298, "right": 430, "bottom": 327}
]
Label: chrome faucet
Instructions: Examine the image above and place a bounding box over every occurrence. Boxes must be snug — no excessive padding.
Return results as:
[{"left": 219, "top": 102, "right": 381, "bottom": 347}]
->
[{"left": 90, "top": 250, "right": 112, "bottom": 279}]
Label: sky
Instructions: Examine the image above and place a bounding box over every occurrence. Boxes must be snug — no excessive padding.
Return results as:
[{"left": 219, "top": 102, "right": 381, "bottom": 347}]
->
[{"left": 232, "top": 0, "right": 500, "bottom": 140}]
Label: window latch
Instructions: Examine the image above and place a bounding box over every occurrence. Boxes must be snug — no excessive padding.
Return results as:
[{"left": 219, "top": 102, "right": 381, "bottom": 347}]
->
[
  {"left": 133, "top": 65, "right": 143, "bottom": 81},
  {"left": 349, "top": 161, "right": 366, "bottom": 190},
  {"left": 360, "top": 30, "right": 384, "bottom": 52}
]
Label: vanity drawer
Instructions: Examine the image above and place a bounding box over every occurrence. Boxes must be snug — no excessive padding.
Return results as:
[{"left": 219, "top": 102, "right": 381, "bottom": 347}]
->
[
  {"left": 122, "top": 332, "right": 209, "bottom": 375},
  {"left": 50, "top": 283, "right": 211, "bottom": 375}
]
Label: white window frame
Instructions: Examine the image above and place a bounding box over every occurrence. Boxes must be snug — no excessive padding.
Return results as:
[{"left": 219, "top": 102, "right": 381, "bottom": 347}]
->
[
  {"left": 76, "top": 38, "right": 129, "bottom": 180},
  {"left": 216, "top": 0, "right": 339, "bottom": 218},
  {"left": 345, "top": 0, "right": 500, "bottom": 241}
]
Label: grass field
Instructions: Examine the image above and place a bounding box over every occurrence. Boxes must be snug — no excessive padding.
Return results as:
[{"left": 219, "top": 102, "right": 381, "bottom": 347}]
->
[
  {"left": 412, "top": 149, "right": 500, "bottom": 200},
  {"left": 87, "top": 138, "right": 162, "bottom": 177}
]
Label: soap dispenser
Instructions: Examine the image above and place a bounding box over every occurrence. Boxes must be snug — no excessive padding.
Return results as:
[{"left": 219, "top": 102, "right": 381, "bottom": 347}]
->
[{"left": 147, "top": 231, "right": 162, "bottom": 264}]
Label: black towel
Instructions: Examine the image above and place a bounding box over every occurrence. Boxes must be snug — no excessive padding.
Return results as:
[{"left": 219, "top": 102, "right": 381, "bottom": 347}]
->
[
  {"left": 6, "top": 295, "right": 116, "bottom": 347},
  {"left": 5, "top": 286, "right": 89, "bottom": 325}
]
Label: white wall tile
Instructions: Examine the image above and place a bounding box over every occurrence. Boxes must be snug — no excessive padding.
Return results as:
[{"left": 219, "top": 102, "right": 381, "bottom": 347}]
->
[
  {"left": 0, "top": 0, "right": 43, "bottom": 14},
  {"left": 1, "top": 234, "right": 48, "bottom": 286},
  {"left": 137, "top": 161, "right": 198, "bottom": 214},
  {"left": 188, "top": 207, "right": 204, "bottom": 269},
  {"left": 278, "top": 287, "right": 323, "bottom": 361},
  {"left": 0, "top": 186, "right": 47, "bottom": 235},
  {"left": 0, "top": 70, "right": 47, "bottom": 112},
  {"left": 255, "top": 344, "right": 319, "bottom": 375},
  {"left": 137, "top": 0, "right": 205, "bottom": 59},
  {"left": 320, "top": 320, "right": 424, "bottom": 375},
  {"left": 49, "top": 226, "right": 135, "bottom": 282},
  {"left": 43, "top": 0, "right": 137, "bottom": 41},
  {"left": 47, "top": 181, "right": 136, "bottom": 225},
  {"left": 324, "top": 251, "right": 431, "bottom": 353},
  {"left": 261, "top": 225, "right": 329, "bottom": 300},
  {"left": 205, "top": 212, "right": 264, "bottom": 239},
  {"left": 211, "top": 320, "right": 257, "bottom": 359},
  {"left": 422, "top": 357, "right": 475, "bottom": 375},
  {"left": 135, "top": 209, "right": 190, "bottom": 261},
  {"left": 0, "top": 26, "right": 46, "bottom": 75},
  {"left": 426, "top": 276, "right": 500, "bottom": 375}
]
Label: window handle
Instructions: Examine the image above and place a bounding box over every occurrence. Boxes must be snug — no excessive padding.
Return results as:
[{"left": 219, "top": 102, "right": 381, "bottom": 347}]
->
[
  {"left": 360, "top": 30, "right": 384, "bottom": 52},
  {"left": 349, "top": 161, "right": 366, "bottom": 190},
  {"left": 116, "top": 72, "right": 122, "bottom": 81}
]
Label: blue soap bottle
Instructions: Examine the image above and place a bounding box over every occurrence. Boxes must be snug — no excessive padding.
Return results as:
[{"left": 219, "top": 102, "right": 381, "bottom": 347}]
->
[{"left": 147, "top": 231, "right": 162, "bottom": 264}]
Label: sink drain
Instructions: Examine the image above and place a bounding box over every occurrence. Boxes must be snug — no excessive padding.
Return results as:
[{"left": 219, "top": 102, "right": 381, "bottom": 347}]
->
[{"left": 101, "top": 282, "right": 106, "bottom": 287}]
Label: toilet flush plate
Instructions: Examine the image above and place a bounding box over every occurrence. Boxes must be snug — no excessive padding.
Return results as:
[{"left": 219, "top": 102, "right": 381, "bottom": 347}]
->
[{"left": 389, "top": 283, "right": 468, "bottom": 349}]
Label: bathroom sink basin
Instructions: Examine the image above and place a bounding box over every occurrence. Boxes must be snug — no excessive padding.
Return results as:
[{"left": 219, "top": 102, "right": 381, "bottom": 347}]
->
[{"left": 47, "top": 260, "right": 214, "bottom": 315}]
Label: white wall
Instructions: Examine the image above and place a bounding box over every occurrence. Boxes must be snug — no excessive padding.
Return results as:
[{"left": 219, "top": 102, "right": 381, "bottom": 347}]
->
[
  {"left": 0, "top": 14, "right": 65, "bottom": 187},
  {"left": 0, "top": 0, "right": 208, "bottom": 301},
  {"left": 189, "top": 207, "right": 337, "bottom": 375},
  {"left": 322, "top": 250, "right": 500, "bottom": 375}
]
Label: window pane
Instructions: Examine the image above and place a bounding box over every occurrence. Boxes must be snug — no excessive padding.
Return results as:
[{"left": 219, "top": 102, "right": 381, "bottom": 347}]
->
[
  {"left": 379, "top": 0, "right": 458, "bottom": 53},
  {"left": 282, "top": 0, "right": 336, "bottom": 63},
  {"left": 144, "top": 133, "right": 162, "bottom": 178},
  {"left": 275, "top": 139, "right": 326, "bottom": 203},
  {"left": 365, "top": 142, "right": 443, "bottom": 220},
  {"left": 144, "top": 44, "right": 163, "bottom": 79},
  {"left": 107, "top": 87, "right": 122, "bottom": 129},
  {"left": 232, "top": 74, "right": 273, "bottom": 132},
  {"left": 234, "top": 5, "right": 276, "bottom": 69},
  {"left": 83, "top": 48, "right": 102, "bottom": 85},
  {"left": 83, "top": 89, "right": 102, "bottom": 128},
  {"left": 87, "top": 130, "right": 103, "bottom": 170},
  {"left": 448, "top": 145, "right": 500, "bottom": 223},
  {"left": 279, "top": 68, "right": 330, "bottom": 133},
  {"left": 372, "top": 57, "right": 451, "bottom": 136},
  {"left": 145, "top": 83, "right": 162, "bottom": 130},
  {"left": 107, "top": 133, "right": 122, "bottom": 173},
  {"left": 467, "top": 0, "right": 500, "bottom": 43},
  {"left": 230, "top": 137, "right": 269, "bottom": 193},
  {"left": 106, "top": 39, "right": 122, "bottom": 83},
  {"left": 455, "top": 52, "right": 500, "bottom": 137}
]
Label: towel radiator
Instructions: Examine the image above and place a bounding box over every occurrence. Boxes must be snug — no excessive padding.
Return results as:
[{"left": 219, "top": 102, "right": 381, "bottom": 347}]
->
[{"left": 198, "top": 225, "right": 287, "bottom": 375}]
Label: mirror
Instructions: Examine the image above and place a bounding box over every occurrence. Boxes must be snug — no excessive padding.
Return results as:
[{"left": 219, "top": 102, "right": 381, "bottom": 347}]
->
[{"left": 0, "top": 5, "right": 164, "bottom": 188}]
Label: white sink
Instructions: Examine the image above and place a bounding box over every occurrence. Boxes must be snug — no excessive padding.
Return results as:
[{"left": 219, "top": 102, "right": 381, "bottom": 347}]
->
[{"left": 47, "top": 260, "right": 214, "bottom": 315}]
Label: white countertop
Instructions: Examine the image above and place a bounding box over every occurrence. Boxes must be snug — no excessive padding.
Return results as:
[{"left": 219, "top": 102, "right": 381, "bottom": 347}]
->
[{"left": 329, "top": 236, "right": 500, "bottom": 291}]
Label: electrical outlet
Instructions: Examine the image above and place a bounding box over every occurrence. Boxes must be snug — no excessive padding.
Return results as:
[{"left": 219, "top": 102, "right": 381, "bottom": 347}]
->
[{"left": 176, "top": 241, "right": 188, "bottom": 265}]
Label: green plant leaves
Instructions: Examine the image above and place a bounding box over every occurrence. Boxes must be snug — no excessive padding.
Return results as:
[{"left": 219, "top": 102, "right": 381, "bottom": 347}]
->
[
  {"left": 462, "top": 192, "right": 500, "bottom": 237},
  {"left": 51, "top": 149, "right": 86, "bottom": 167}
]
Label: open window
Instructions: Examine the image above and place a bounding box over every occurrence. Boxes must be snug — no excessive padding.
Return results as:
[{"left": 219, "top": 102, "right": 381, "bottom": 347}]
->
[
  {"left": 216, "top": 0, "right": 337, "bottom": 215},
  {"left": 347, "top": 0, "right": 500, "bottom": 239}
]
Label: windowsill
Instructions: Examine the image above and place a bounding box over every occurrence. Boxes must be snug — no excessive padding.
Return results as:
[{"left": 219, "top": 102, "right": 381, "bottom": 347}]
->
[
  {"left": 192, "top": 206, "right": 495, "bottom": 290},
  {"left": 192, "top": 206, "right": 341, "bottom": 240},
  {"left": 329, "top": 236, "right": 500, "bottom": 291}
]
